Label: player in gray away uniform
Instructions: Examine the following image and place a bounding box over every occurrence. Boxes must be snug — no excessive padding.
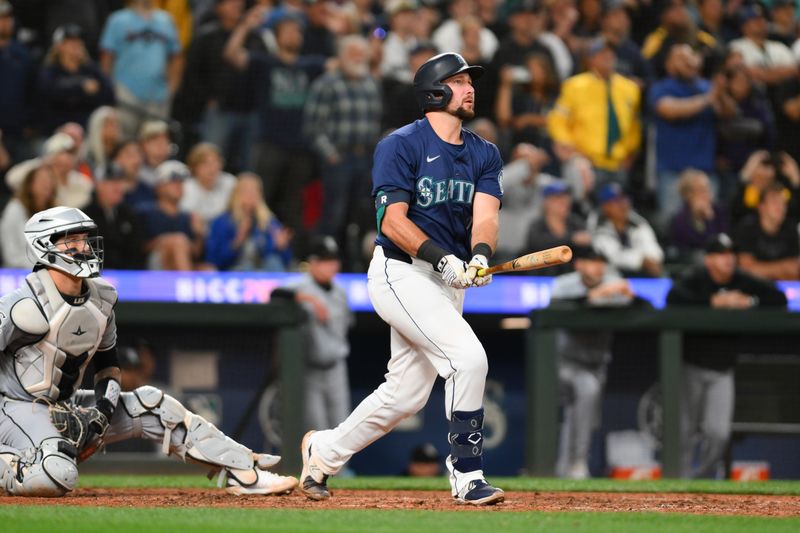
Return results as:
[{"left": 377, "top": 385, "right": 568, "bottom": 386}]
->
[
  {"left": 666, "top": 234, "right": 787, "bottom": 478},
  {"left": 549, "top": 245, "right": 636, "bottom": 479},
  {"left": 300, "top": 53, "right": 504, "bottom": 505},
  {"left": 287, "top": 236, "right": 354, "bottom": 431},
  {"left": 0, "top": 206, "right": 298, "bottom": 497}
]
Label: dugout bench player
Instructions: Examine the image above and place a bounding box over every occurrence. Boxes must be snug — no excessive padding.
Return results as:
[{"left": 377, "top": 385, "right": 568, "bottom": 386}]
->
[{"left": 666, "top": 233, "right": 787, "bottom": 478}]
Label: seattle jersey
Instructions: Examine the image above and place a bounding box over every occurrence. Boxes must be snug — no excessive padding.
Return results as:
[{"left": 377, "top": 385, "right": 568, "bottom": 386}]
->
[{"left": 372, "top": 118, "right": 504, "bottom": 260}]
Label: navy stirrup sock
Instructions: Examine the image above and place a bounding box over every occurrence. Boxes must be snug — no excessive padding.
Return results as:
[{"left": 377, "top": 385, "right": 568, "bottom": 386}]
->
[{"left": 449, "top": 408, "right": 484, "bottom": 473}]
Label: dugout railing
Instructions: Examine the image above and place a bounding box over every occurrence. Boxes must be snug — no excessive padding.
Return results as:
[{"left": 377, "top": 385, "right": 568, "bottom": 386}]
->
[
  {"left": 114, "top": 300, "right": 308, "bottom": 475},
  {"left": 526, "top": 307, "right": 800, "bottom": 478}
]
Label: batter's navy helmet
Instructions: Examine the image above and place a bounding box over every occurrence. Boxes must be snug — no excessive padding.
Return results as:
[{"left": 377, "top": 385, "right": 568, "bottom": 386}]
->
[{"left": 413, "top": 52, "right": 484, "bottom": 112}]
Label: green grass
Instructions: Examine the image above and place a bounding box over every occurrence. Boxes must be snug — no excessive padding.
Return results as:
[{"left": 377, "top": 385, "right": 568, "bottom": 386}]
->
[
  {"left": 79, "top": 474, "right": 800, "bottom": 495},
  {"left": 0, "top": 507, "right": 798, "bottom": 533}
]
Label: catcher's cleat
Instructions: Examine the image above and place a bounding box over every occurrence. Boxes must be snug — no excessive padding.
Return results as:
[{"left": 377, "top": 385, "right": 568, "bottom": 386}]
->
[
  {"left": 453, "top": 479, "right": 505, "bottom": 506},
  {"left": 300, "top": 431, "right": 331, "bottom": 500},
  {"left": 223, "top": 466, "right": 298, "bottom": 496}
]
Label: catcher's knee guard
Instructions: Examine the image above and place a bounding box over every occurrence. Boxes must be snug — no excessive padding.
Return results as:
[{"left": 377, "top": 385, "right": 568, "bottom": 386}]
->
[
  {"left": 120, "top": 385, "right": 254, "bottom": 471},
  {"left": 0, "top": 437, "right": 78, "bottom": 497}
]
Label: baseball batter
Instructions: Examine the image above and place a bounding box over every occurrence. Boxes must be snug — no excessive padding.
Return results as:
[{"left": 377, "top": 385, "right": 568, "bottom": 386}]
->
[
  {"left": 0, "top": 206, "right": 298, "bottom": 496},
  {"left": 300, "top": 53, "right": 504, "bottom": 505}
]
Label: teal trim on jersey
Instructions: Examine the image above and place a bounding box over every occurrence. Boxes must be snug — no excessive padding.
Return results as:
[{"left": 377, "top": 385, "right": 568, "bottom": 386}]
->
[{"left": 376, "top": 190, "right": 387, "bottom": 236}]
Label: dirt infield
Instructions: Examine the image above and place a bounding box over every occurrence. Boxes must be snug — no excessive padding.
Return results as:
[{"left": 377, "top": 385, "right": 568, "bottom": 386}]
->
[{"left": 2, "top": 488, "right": 800, "bottom": 516}]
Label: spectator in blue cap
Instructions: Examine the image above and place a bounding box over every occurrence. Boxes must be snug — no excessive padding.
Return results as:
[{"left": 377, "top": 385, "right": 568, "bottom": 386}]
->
[
  {"left": 588, "top": 183, "right": 664, "bottom": 277},
  {"left": 526, "top": 180, "right": 591, "bottom": 276}
]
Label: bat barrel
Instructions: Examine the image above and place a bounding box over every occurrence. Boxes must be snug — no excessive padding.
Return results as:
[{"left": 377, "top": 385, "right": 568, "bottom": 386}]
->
[
  {"left": 477, "top": 245, "right": 573, "bottom": 277},
  {"left": 555, "top": 245, "right": 572, "bottom": 263}
]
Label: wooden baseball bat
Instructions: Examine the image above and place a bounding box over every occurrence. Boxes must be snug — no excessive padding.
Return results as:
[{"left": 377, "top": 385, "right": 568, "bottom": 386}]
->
[{"left": 477, "top": 245, "right": 573, "bottom": 276}]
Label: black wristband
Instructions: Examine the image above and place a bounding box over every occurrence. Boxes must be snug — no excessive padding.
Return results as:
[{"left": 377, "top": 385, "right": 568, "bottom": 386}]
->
[
  {"left": 417, "top": 239, "right": 449, "bottom": 271},
  {"left": 472, "top": 243, "right": 493, "bottom": 258}
]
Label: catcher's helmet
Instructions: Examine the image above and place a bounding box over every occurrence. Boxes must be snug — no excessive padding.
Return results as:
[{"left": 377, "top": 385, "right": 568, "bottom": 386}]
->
[
  {"left": 25, "top": 206, "right": 103, "bottom": 278},
  {"left": 413, "top": 52, "right": 484, "bottom": 112}
]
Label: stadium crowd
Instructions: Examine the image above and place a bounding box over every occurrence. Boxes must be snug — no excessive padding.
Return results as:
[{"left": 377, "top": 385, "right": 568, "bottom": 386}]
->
[{"left": 0, "top": 0, "right": 799, "bottom": 277}]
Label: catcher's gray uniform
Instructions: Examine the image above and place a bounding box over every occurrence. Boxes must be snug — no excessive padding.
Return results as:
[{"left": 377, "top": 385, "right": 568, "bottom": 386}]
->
[
  {"left": 289, "top": 273, "right": 354, "bottom": 431},
  {"left": 0, "top": 266, "right": 295, "bottom": 496}
]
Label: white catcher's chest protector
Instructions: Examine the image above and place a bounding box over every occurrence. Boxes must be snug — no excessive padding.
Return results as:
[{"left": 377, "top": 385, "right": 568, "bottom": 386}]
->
[{"left": 5, "top": 270, "right": 117, "bottom": 401}]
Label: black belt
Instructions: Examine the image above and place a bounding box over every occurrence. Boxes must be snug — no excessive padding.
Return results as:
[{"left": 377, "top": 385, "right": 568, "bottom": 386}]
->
[{"left": 381, "top": 246, "right": 412, "bottom": 264}]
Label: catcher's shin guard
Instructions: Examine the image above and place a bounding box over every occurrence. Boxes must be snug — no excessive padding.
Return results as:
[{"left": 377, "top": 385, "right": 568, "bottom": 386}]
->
[
  {"left": 0, "top": 437, "right": 78, "bottom": 497},
  {"left": 120, "top": 385, "right": 255, "bottom": 470},
  {"left": 119, "top": 386, "right": 296, "bottom": 494}
]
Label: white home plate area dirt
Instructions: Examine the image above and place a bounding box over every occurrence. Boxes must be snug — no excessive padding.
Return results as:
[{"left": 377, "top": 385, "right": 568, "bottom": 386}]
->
[{"left": 2, "top": 489, "right": 800, "bottom": 516}]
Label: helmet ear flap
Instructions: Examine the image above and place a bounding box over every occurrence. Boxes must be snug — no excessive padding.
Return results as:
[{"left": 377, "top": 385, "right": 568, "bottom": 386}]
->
[
  {"left": 421, "top": 84, "right": 453, "bottom": 111},
  {"left": 439, "top": 83, "right": 453, "bottom": 109}
]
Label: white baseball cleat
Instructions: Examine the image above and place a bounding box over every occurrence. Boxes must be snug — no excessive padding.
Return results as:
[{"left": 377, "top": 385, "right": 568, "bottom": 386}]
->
[
  {"left": 224, "top": 465, "right": 298, "bottom": 496},
  {"left": 447, "top": 456, "right": 504, "bottom": 506},
  {"left": 300, "top": 430, "right": 331, "bottom": 500}
]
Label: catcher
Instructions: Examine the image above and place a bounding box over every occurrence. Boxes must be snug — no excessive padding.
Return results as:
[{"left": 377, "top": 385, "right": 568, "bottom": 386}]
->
[{"left": 0, "top": 206, "right": 298, "bottom": 497}]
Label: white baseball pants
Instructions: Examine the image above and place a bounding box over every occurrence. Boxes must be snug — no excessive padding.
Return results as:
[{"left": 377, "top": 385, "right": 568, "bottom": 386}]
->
[{"left": 312, "top": 246, "right": 488, "bottom": 474}]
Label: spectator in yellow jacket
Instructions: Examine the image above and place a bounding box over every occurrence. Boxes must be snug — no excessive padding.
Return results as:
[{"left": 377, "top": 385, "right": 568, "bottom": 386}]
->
[
  {"left": 548, "top": 38, "right": 641, "bottom": 186},
  {"left": 156, "top": 0, "right": 193, "bottom": 50}
]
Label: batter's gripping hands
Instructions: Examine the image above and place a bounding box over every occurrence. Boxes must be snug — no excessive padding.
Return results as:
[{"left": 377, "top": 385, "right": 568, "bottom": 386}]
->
[
  {"left": 467, "top": 254, "right": 491, "bottom": 287},
  {"left": 437, "top": 255, "right": 470, "bottom": 288}
]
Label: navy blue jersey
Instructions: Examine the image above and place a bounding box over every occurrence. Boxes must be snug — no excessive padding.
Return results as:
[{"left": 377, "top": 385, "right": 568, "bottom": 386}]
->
[{"left": 372, "top": 118, "right": 504, "bottom": 260}]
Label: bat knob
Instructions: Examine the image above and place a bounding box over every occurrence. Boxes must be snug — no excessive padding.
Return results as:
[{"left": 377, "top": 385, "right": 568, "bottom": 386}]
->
[{"left": 477, "top": 268, "right": 487, "bottom": 277}]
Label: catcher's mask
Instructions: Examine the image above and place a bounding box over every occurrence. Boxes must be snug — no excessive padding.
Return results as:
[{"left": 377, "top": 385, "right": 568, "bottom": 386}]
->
[{"left": 25, "top": 206, "right": 104, "bottom": 278}]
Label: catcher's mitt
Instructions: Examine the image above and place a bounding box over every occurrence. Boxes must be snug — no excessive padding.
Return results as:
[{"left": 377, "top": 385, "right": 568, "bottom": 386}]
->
[{"left": 49, "top": 402, "right": 109, "bottom": 460}]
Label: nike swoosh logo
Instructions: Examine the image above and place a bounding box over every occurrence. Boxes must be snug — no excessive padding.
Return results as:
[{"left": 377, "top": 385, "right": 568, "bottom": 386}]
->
[{"left": 426, "top": 155, "right": 441, "bottom": 163}]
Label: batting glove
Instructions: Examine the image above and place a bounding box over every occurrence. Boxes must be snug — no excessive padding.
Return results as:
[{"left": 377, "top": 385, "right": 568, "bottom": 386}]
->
[
  {"left": 437, "top": 255, "right": 470, "bottom": 289},
  {"left": 467, "top": 254, "right": 492, "bottom": 287}
]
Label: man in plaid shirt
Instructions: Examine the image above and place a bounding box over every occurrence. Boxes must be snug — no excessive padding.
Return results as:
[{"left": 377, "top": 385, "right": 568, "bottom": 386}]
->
[{"left": 304, "top": 35, "right": 382, "bottom": 265}]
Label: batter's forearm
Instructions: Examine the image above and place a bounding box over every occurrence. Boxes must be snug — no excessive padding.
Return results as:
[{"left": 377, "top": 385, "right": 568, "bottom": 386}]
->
[
  {"left": 383, "top": 213, "right": 437, "bottom": 257},
  {"left": 382, "top": 203, "right": 452, "bottom": 265},
  {"left": 471, "top": 219, "right": 498, "bottom": 256},
  {"left": 471, "top": 193, "right": 500, "bottom": 255}
]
